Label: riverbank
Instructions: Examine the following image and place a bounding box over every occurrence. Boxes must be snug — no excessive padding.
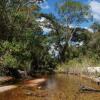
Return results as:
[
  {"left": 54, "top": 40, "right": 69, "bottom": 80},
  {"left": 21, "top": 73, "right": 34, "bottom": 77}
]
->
[
  {"left": 0, "top": 76, "right": 13, "bottom": 83},
  {"left": 56, "top": 67, "right": 100, "bottom": 85}
]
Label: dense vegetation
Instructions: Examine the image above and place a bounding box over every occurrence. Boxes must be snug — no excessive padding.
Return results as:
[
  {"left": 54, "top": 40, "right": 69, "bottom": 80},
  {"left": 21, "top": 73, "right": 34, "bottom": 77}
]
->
[{"left": 0, "top": 0, "right": 100, "bottom": 77}]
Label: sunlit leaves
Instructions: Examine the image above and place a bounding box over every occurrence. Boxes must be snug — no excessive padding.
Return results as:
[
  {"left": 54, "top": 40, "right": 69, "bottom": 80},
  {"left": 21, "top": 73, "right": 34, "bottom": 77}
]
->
[{"left": 2, "top": 53, "right": 18, "bottom": 68}]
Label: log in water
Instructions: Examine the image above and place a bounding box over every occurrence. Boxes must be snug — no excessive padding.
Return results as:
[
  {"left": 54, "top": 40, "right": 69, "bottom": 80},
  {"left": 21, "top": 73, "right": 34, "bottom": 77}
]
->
[{"left": 80, "top": 85, "right": 100, "bottom": 92}]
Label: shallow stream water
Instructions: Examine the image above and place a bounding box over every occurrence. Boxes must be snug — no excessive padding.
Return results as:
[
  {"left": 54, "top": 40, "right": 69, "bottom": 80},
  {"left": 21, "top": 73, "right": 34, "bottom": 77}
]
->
[{"left": 0, "top": 74, "right": 100, "bottom": 100}]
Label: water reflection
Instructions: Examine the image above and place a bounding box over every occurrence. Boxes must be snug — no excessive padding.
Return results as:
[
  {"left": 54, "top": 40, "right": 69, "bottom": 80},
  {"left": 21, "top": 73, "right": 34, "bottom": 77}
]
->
[{"left": 45, "top": 75, "right": 57, "bottom": 90}]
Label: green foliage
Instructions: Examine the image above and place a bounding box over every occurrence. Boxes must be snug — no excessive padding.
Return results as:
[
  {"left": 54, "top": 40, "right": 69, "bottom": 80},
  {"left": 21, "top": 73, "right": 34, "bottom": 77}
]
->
[
  {"left": 88, "top": 22, "right": 100, "bottom": 58},
  {"left": 2, "top": 53, "right": 17, "bottom": 68},
  {"left": 91, "top": 22, "right": 100, "bottom": 33},
  {"left": 0, "top": 0, "right": 56, "bottom": 76}
]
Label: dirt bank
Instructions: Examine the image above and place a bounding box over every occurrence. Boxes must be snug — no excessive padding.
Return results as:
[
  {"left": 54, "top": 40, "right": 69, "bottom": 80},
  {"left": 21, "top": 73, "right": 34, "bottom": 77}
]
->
[{"left": 0, "top": 76, "right": 13, "bottom": 83}]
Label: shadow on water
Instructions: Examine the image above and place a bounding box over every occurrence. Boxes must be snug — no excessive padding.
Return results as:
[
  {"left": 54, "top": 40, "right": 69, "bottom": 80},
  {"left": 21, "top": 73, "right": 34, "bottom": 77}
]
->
[{"left": 0, "top": 74, "right": 100, "bottom": 100}]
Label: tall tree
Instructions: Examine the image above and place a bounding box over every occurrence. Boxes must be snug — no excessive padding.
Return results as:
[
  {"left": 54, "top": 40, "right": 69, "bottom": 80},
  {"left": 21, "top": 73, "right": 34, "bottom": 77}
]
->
[{"left": 54, "top": 0, "right": 92, "bottom": 62}]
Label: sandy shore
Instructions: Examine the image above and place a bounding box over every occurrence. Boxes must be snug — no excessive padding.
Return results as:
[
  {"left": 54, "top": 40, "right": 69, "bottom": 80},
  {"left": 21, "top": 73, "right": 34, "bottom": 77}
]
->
[
  {"left": 23, "top": 78, "right": 46, "bottom": 87},
  {"left": 0, "top": 78, "right": 46, "bottom": 93},
  {"left": 0, "top": 85, "right": 17, "bottom": 93}
]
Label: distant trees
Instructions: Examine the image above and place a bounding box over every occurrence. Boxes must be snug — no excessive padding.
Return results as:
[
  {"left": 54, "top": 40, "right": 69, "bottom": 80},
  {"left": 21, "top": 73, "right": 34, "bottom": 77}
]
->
[
  {"left": 91, "top": 22, "right": 100, "bottom": 33},
  {"left": 88, "top": 22, "right": 100, "bottom": 59}
]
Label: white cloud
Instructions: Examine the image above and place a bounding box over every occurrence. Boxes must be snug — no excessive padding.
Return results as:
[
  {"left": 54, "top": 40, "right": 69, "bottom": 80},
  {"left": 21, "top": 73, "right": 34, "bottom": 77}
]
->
[
  {"left": 36, "top": 17, "right": 52, "bottom": 34},
  {"left": 40, "top": 1, "right": 50, "bottom": 9},
  {"left": 84, "top": 27, "right": 93, "bottom": 33},
  {"left": 43, "top": 27, "right": 52, "bottom": 33},
  {"left": 40, "top": 26, "right": 52, "bottom": 34},
  {"left": 90, "top": 0, "right": 100, "bottom": 22},
  {"left": 41, "top": 5, "right": 49, "bottom": 9},
  {"left": 36, "top": 17, "right": 46, "bottom": 22},
  {"left": 49, "top": 43, "right": 59, "bottom": 57}
]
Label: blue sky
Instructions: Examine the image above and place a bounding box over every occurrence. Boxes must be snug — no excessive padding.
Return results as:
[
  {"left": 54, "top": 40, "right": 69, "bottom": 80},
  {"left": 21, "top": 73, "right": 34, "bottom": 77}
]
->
[
  {"left": 40, "top": 0, "right": 58, "bottom": 16},
  {"left": 39, "top": 0, "right": 100, "bottom": 28},
  {"left": 40, "top": 0, "right": 90, "bottom": 14}
]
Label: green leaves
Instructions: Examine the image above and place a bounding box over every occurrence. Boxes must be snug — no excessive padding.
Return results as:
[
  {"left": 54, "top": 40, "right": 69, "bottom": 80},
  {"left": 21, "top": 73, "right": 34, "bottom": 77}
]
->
[
  {"left": 57, "top": 0, "right": 91, "bottom": 25},
  {"left": 2, "top": 53, "right": 17, "bottom": 68}
]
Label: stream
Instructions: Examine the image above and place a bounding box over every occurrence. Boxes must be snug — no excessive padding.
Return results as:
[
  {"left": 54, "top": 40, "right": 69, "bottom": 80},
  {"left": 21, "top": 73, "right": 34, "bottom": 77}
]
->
[{"left": 0, "top": 74, "right": 100, "bottom": 100}]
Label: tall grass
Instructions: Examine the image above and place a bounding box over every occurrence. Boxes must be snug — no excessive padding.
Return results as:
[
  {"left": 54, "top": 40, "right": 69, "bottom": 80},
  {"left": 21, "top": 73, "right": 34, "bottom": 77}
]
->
[{"left": 56, "top": 56, "right": 100, "bottom": 73}]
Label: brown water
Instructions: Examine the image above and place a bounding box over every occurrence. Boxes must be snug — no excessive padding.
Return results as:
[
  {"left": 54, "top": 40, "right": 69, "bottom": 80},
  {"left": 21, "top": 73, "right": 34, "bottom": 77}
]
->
[{"left": 0, "top": 74, "right": 100, "bottom": 100}]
